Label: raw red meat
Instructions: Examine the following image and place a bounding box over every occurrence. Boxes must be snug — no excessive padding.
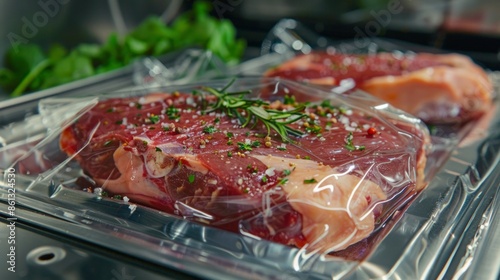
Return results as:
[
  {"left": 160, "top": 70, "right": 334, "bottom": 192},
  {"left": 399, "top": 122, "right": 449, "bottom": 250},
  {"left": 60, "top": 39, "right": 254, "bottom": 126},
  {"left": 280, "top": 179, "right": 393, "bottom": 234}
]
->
[
  {"left": 60, "top": 84, "right": 428, "bottom": 253},
  {"left": 264, "top": 52, "right": 493, "bottom": 123}
]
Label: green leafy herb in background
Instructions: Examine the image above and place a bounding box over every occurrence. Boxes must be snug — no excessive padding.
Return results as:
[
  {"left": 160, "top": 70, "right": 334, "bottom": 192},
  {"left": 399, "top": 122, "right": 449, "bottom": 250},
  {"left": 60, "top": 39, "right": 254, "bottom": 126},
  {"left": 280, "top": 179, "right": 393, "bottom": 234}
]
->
[{"left": 0, "top": 1, "right": 246, "bottom": 97}]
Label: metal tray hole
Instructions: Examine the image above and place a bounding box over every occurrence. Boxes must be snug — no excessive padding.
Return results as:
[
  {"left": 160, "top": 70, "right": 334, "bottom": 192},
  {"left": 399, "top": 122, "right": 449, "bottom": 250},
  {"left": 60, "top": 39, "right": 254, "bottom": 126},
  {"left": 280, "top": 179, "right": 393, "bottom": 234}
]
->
[
  {"left": 38, "top": 252, "right": 55, "bottom": 261},
  {"left": 27, "top": 246, "right": 66, "bottom": 266}
]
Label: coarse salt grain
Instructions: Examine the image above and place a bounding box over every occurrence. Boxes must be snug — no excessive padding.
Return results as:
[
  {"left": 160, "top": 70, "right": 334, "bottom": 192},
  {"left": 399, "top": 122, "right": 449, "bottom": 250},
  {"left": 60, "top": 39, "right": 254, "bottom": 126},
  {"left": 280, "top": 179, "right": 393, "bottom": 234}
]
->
[
  {"left": 339, "top": 115, "right": 349, "bottom": 124},
  {"left": 207, "top": 179, "right": 218, "bottom": 185},
  {"left": 265, "top": 167, "right": 275, "bottom": 176}
]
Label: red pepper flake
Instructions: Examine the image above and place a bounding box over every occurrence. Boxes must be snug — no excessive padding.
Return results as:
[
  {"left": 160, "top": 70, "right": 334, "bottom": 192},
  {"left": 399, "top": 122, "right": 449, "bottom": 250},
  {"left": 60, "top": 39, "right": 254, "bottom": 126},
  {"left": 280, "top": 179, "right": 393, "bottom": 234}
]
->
[{"left": 367, "top": 127, "right": 377, "bottom": 136}]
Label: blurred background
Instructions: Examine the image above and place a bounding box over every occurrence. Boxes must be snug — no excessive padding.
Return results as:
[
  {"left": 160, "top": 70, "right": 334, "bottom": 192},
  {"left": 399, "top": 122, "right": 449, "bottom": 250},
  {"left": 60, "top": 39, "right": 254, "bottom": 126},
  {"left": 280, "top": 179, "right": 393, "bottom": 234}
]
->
[{"left": 1, "top": 0, "right": 499, "bottom": 69}]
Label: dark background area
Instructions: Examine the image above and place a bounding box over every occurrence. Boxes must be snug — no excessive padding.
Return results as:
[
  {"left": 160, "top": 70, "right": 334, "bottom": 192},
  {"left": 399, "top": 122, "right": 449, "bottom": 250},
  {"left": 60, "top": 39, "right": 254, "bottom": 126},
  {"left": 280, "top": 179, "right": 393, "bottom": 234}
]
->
[
  {"left": 218, "top": 0, "right": 500, "bottom": 70},
  {"left": 0, "top": 0, "right": 499, "bottom": 74}
]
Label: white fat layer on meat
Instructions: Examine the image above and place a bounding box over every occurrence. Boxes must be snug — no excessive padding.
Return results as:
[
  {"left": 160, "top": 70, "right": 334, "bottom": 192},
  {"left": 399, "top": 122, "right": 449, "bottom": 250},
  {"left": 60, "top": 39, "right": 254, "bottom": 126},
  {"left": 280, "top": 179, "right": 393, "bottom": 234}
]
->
[
  {"left": 94, "top": 145, "right": 169, "bottom": 202},
  {"left": 253, "top": 154, "right": 387, "bottom": 253},
  {"left": 95, "top": 144, "right": 209, "bottom": 207}
]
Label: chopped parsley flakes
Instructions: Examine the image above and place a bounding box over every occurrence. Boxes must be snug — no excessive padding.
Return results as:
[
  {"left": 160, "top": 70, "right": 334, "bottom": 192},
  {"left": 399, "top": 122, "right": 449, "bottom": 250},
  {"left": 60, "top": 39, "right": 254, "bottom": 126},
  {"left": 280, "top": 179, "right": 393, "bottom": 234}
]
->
[
  {"left": 149, "top": 115, "right": 160, "bottom": 124},
  {"left": 261, "top": 175, "right": 268, "bottom": 183},
  {"left": 278, "top": 178, "right": 288, "bottom": 185},
  {"left": 103, "top": 140, "right": 113, "bottom": 147},
  {"left": 303, "top": 178, "right": 317, "bottom": 184},
  {"left": 203, "top": 125, "right": 217, "bottom": 134},
  {"left": 237, "top": 142, "right": 253, "bottom": 151},
  {"left": 165, "top": 106, "right": 180, "bottom": 120},
  {"left": 188, "top": 174, "right": 195, "bottom": 183}
]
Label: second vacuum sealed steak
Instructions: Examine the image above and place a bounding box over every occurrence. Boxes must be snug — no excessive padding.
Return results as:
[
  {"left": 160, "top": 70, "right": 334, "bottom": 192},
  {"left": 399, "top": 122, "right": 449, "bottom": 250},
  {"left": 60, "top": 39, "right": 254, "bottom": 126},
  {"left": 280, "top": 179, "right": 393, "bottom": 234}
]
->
[
  {"left": 60, "top": 79, "right": 429, "bottom": 254},
  {"left": 265, "top": 52, "right": 493, "bottom": 123}
]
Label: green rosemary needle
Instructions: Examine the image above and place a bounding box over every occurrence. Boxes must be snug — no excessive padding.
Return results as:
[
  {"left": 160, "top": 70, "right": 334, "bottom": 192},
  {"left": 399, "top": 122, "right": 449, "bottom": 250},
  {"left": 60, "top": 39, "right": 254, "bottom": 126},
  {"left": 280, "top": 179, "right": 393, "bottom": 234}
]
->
[{"left": 201, "top": 81, "right": 305, "bottom": 142}]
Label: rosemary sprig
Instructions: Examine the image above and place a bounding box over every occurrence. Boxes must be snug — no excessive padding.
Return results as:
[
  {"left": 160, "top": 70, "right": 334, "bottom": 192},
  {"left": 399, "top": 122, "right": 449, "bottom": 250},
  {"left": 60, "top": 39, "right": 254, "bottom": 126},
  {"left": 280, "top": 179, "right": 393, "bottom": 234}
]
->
[{"left": 201, "top": 82, "right": 306, "bottom": 142}]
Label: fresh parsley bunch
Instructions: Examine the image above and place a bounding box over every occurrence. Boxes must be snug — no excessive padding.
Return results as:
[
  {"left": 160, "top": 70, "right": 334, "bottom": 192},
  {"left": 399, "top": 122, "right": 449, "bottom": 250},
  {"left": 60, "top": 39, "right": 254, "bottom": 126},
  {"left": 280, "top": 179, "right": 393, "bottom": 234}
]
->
[{"left": 0, "top": 1, "right": 245, "bottom": 97}]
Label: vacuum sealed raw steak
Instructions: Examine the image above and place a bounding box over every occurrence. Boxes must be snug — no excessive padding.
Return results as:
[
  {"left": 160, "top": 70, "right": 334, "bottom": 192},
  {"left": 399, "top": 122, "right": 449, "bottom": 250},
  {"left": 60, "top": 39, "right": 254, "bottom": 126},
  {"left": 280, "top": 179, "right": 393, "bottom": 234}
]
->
[
  {"left": 59, "top": 79, "right": 429, "bottom": 254},
  {"left": 264, "top": 52, "right": 493, "bottom": 123}
]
